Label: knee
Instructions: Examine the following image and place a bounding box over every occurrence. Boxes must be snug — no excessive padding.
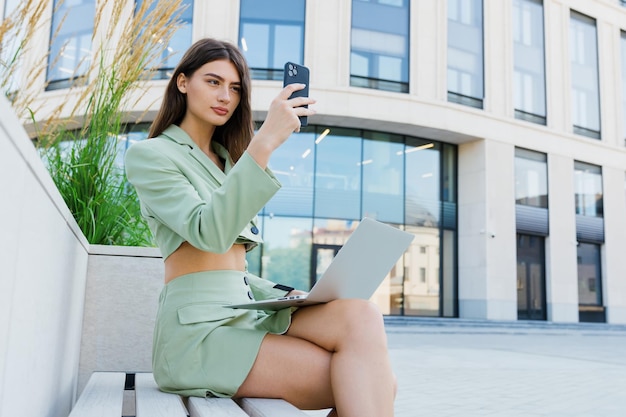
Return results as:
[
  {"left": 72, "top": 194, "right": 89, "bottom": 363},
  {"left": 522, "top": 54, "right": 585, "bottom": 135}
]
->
[
  {"left": 331, "top": 299, "right": 386, "bottom": 336},
  {"left": 392, "top": 373, "right": 398, "bottom": 399},
  {"left": 332, "top": 298, "right": 382, "bottom": 320}
]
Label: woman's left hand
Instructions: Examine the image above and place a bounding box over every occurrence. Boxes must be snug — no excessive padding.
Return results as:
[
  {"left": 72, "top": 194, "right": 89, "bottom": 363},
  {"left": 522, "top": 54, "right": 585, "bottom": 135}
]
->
[{"left": 286, "top": 289, "right": 308, "bottom": 297}]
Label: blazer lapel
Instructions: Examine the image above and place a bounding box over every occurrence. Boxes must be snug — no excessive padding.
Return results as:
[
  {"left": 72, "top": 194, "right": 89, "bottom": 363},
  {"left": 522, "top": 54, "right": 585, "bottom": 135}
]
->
[{"left": 162, "top": 125, "right": 227, "bottom": 185}]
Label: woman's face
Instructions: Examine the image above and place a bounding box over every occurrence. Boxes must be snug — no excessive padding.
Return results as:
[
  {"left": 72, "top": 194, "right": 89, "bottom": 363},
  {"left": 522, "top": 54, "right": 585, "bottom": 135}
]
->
[{"left": 177, "top": 59, "right": 242, "bottom": 128}]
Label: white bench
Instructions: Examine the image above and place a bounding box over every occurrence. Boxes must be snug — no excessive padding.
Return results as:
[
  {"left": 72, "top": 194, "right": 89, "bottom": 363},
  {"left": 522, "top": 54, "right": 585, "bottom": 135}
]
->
[{"left": 69, "top": 371, "right": 312, "bottom": 417}]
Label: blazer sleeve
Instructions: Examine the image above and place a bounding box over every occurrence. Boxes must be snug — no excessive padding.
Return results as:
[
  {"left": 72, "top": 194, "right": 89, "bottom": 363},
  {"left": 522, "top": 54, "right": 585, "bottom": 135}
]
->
[{"left": 125, "top": 142, "right": 280, "bottom": 254}]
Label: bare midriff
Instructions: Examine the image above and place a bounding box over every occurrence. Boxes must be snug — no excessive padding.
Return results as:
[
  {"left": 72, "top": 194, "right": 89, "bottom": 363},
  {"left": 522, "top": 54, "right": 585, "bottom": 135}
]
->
[{"left": 164, "top": 241, "right": 247, "bottom": 284}]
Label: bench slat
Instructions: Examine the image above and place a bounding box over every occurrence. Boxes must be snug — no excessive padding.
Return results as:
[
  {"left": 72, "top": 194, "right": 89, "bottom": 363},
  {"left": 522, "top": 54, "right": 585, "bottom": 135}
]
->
[
  {"left": 68, "top": 372, "right": 125, "bottom": 417},
  {"left": 237, "top": 398, "right": 310, "bottom": 417},
  {"left": 135, "top": 373, "right": 188, "bottom": 417},
  {"left": 188, "top": 396, "right": 249, "bottom": 417}
]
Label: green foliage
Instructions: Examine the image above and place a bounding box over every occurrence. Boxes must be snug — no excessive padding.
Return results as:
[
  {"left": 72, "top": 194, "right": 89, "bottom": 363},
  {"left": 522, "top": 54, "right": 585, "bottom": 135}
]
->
[
  {"left": 42, "top": 130, "right": 152, "bottom": 246},
  {"left": 262, "top": 241, "right": 312, "bottom": 291},
  {"left": 38, "top": 43, "right": 155, "bottom": 245},
  {"left": 0, "top": 0, "right": 182, "bottom": 246}
]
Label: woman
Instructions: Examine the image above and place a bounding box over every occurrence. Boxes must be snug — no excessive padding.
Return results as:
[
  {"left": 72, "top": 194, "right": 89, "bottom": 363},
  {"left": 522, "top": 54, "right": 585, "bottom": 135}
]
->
[{"left": 125, "top": 38, "right": 396, "bottom": 417}]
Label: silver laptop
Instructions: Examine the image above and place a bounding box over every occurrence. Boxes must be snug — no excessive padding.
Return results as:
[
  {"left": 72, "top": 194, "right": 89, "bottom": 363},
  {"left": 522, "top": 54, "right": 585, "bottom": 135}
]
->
[{"left": 226, "top": 217, "right": 414, "bottom": 310}]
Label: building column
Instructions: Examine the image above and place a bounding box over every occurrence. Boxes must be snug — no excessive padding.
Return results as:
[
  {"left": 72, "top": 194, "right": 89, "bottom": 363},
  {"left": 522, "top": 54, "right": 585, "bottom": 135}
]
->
[
  {"left": 412, "top": 0, "right": 446, "bottom": 100},
  {"left": 602, "top": 167, "right": 626, "bottom": 324},
  {"left": 458, "top": 139, "right": 517, "bottom": 320},
  {"left": 483, "top": 0, "right": 513, "bottom": 118},
  {"left": 546, "top": 154, "right": 578, "bottom": 322}
]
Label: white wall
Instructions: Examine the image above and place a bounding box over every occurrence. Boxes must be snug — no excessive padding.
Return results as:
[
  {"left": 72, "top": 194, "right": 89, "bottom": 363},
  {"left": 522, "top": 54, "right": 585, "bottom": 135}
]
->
[{"left": 0, "top": 96, "right": 89, "bottom": 417}]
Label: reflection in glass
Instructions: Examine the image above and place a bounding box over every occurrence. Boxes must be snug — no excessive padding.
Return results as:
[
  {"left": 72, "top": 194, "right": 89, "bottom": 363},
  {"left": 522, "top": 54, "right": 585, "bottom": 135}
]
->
[
  {"left": 574, "top": 161, "right": 603, "bottom": 217},
  {"left": 314, "top": 129, "right": 362, "bottom": 219},
  {"left": 515, "top": 148, "right": 548, "bottom": 207},
  {"left": 265, "top": 128, "right": 315, "bottom": 216},
  {"left": 259, "top": 216, "right": 312, "bottom": 291},
  {"left": 404, "top": 139, "right": 440, "bottom": 227},
  {"left": 314, "top": 247, "right": 339, "bottom": 284},
  {"left": 135, "top": 0, "right": 193, "bottom": 80},
  {"left": 47, "top": 0, "right": 95, "bottom": 89},
  {"left": 516, "top": 234, "right": 546, "bottom": 320},
  {"left": 513, "top": 0, "right": 546, "bottom": 124},
  {"left": 239, "top": 0, "right": 305, "bottom": 80},
  {"left": 447, "top": 0, "right": 484, "bottom": 108},
  {"left": 2, "top": 0, "right": 25, "bottom": 94},
  {"left": 570, "top": 12, "right": 601, "bottom": 139},
  {"left": 350, "top": 0, "right": 410, "bottom": 92},
  {"left": 362, "top": 132, "right": 404, "bottom": 223},
  {"left": 116, "top": 123, "right": 457, "bottom": 318},
  {"left": 577, "top": 242, "right": 602, "bottom": 305},
  {"left": 402, "top": 225, "right": 439, "bottom": 316},
  {"left": 442, "top": 144, "right": 456, "bottom": 203},
  {"left": 441, "top": 229, "right": 456, "bottom": 317},
  {"left": 135, "top": 0, "right": 193, "bottom": 79}
]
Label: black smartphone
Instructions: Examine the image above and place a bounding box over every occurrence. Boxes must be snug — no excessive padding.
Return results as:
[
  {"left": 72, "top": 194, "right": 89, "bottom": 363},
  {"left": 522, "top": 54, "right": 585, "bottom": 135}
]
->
[{"left": 283, "top": 62, "right": 310, "bottom": 126}]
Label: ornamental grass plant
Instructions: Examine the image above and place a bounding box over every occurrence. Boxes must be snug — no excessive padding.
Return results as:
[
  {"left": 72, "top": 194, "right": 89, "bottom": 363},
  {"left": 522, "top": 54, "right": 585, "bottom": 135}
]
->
[{"left": 0, "top": 0, "right": 185, "bottom": 245}]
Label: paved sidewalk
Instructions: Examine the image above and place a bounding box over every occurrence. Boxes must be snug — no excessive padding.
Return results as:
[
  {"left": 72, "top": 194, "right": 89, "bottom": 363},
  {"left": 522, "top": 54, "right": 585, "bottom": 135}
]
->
[
  {"left": 305, "top": 318, "right": 626, "bottom": 416},
  {"left": 386, "top": 318, "right": 626, "bottom": 417}
]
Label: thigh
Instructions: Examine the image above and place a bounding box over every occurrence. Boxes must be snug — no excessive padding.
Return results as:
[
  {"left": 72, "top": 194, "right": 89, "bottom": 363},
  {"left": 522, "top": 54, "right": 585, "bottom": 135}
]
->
[
  {"left": 286, "top": 299, "right": 386, "bottom": 351},
  {"left": 233, "top": 333, "right": 335, "bottom": 410}
]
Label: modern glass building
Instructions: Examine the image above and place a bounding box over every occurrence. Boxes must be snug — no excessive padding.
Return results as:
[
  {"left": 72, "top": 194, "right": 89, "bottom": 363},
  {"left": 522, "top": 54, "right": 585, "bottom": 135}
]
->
[{"left": 5, "top": 0, "right": 626, "bottom": 323}]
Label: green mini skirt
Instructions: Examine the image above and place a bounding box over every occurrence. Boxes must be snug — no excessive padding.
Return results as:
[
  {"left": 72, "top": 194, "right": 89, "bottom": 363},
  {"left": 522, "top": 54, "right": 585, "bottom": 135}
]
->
[{"left": 152, "top": 270, "right": 293, "bottom": 398}]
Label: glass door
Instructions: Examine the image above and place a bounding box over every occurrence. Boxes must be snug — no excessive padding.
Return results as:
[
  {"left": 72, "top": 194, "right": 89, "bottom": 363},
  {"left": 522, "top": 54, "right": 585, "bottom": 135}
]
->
[
  {"left": 310, "top": 244, "right": 341, "bottom": 289},
  {"left": 516, "top": 234, "right": 547, "bottom": 320}
]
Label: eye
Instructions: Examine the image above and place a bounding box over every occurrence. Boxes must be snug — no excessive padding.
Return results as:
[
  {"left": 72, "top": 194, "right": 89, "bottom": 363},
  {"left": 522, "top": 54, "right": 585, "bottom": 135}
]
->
[
  {"left": 231, "top": 85, "right": 241, "bottom": 94},
  {"left": 207, "top": 79, "right": 219, "bottom": 86}
]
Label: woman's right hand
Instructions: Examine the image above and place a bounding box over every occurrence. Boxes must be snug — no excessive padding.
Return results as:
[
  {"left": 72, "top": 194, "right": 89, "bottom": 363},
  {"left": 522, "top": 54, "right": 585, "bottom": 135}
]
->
[{"left": 247, "top": 84, "right": 316, "bottom": 168}]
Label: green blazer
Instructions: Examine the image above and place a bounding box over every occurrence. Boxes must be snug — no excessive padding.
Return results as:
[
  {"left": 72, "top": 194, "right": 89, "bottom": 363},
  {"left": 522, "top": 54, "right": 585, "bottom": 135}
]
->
[{"left": 125, "top": 124, "right": 287, "bottom": 299}]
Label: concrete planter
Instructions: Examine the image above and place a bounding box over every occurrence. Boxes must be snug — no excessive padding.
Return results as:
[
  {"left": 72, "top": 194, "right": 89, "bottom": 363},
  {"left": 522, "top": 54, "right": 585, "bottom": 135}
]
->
[{"left": 79, "top": 245, "right": 164, "bottom": 395}]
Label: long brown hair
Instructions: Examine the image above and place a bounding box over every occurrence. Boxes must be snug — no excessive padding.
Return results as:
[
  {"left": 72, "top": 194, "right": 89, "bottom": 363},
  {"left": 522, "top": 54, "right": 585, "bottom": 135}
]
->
[{"left": 148, "top": 38, "right": 254, "bottom": 163}]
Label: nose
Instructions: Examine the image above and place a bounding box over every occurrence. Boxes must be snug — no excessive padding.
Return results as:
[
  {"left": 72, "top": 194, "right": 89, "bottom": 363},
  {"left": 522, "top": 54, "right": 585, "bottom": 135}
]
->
[{"left": 218, "top": 86, "right": 231, "bottom": 103}]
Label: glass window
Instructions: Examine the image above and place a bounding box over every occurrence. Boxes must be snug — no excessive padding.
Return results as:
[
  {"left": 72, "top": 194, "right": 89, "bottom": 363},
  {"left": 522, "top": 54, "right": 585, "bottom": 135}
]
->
[
  {"left": 239, "top": 0, "right": 305, "bottom": 80},
  {"left": 577, "top": 242, "right": 602, "bottom": 306},
  {"left": 621, "top": 31, "right": 626, "bottom": 146},
  {"left": 442, "top": 143, "right": 457, "bottom": 203},
  {"left": 120, "top": 121, "right": 458, "bottom": 317},
  {"left": 515, "top": 148, "right": 548, "bottom": 208},
  {"left": 258, "top": 216, "right": 312, "bottom": 291},
  {"left": 574, "top": 161, "right": 603, "bottom": 217},
  {"left": 265, "top": 127, "right": 316, "bottom": 217},
  {"left": 570, "top": 11, "right": 601, "bottom": 139},
  {"left": 404, "top": 139, "right": 440, "bottom": 227},
  {"left": 362, "top": 132, "right": 404, "bottom": 223},
  {"left": 516, "top": 234, "right": 547, "bottom": 320},
  {"left": 441, "top": 229, "right": 456, "bottom": 317},
  {"left": 403, "top": 224, "right": 439, "bottom": 316},
  {"left": 513, "top": 0, "right": 546, "bottom": 125},
  {"left": 314, "top": 128, "right": 362, "bottom": 219},
  {"left": 350, "top": 0, "right": 410, "bottom": 93},
  {"left": 1, "top": 0, "right": 24, "bottom": 95},
  {"left": 447, "top": 0, "right": 484, "bottom": 108},
  {"left": 46, "top": 0, "right": 96, "bottom": 90},
  {"left": 135, "top": 0, "right": 193, "bottom": 80}
]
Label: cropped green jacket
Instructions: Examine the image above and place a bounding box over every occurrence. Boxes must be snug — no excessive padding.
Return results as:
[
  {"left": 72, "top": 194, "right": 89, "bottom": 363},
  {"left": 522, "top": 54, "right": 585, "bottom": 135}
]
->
[{"left": 125, "top": 124, "right": 287, "bottom": 299}]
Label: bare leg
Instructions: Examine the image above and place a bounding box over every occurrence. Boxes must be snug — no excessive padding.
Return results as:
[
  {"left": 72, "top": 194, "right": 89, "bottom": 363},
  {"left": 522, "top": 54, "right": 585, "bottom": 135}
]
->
[{"left": 235, "top": 299, "right": 395, "bottom": 417}]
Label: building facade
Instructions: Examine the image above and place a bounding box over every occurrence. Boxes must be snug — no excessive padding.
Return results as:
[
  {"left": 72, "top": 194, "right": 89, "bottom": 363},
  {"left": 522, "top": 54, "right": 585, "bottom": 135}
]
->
[{"left": 4, "top": 0, "right": 626, "bottom": 323}]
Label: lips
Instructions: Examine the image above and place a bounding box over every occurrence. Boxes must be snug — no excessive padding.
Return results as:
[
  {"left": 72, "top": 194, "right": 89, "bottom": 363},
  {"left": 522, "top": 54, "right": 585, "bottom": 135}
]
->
[{"left": 212, "top": 107, "right": 228, "bottom": 116}]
